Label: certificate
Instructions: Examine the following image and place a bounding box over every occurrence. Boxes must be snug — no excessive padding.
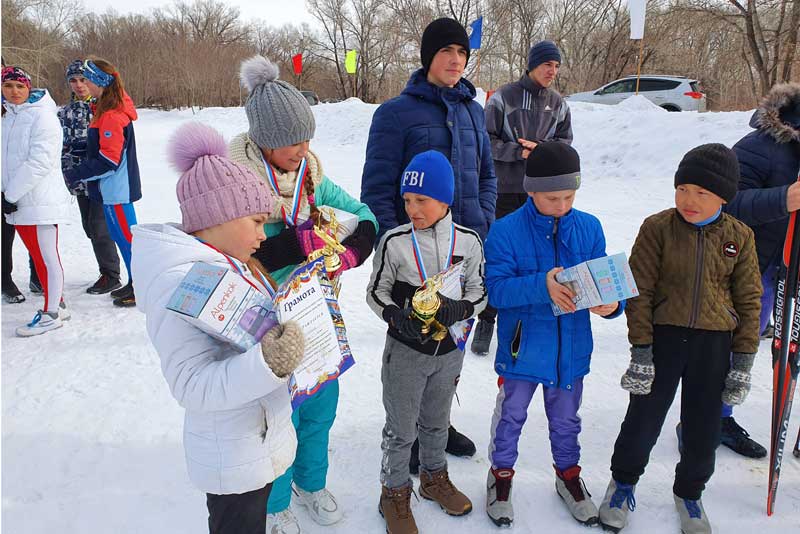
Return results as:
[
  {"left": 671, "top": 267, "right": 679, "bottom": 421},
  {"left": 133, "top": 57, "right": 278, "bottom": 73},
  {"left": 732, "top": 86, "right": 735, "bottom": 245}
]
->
[{"left": 273, "top": 259, "right": 354, "bottom": 409}]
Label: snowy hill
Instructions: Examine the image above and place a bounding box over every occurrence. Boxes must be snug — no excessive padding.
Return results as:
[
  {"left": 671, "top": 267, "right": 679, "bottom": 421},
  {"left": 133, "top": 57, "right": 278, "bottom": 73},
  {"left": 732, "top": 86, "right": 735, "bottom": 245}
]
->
[{"left": 3, "top": 98, "right": 798, "bottom": 533}]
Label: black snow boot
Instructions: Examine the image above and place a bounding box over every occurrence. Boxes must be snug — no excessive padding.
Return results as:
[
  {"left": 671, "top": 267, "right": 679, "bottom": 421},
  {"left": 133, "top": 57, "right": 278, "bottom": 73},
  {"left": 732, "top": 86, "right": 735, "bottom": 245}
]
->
[
  {"left": 445, "top": 425, "right": 476, "bottom": 457},
  {"left": 87, "top": 274, "right": 122, "bottom": 295},
  {"left": 2, "top": 280, "right": 25, "bottom": 303},
  {"left": 719, "top": 417, "right": 766, "bottom": 458},
  {"left": 470, "top": 319, "right": 494, "bottom": 356}
]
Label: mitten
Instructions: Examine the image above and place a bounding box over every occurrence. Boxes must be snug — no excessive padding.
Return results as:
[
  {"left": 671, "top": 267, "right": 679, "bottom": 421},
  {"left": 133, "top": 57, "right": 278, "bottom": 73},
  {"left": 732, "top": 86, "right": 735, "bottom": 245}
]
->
[
  {"left": 620, "top": 345, "right": 655, "bottom": 395},
  {"left": 383, "top": 305, "right": 427, "bottom": 342},
  {"left": 434, "top": 293, "right": 474, "bottom": 327},
  {"left": 2, "top": 195, "right": 17, "bottom": 214},
  {"left": 261, "top": 321, "right": 306, "bottom": 378},
  {"left": 722, "top": 352, "right": 756, "bottom": 405},
  {"left": 328, "top": 246, "right": 359, "bottom": 278},
  {"left": 296, "top": 222, "right": 327, "bottom": 256}
]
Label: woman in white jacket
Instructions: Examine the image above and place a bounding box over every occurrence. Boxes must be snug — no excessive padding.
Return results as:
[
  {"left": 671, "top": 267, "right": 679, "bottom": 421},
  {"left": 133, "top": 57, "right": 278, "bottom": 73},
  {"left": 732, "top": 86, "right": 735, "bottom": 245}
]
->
[
  {"left": 1, "top": 66, "right": 71, "bottom": 336},
  {"left": 131, "top": 122, "right": 305, "bottom": 534}
]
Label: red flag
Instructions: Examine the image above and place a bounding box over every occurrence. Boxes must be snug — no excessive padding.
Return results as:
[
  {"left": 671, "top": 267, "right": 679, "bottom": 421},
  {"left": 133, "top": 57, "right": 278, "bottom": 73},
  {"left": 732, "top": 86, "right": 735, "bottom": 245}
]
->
[{"left": 292, "top": 54, "right": 303, "bottom": 76}]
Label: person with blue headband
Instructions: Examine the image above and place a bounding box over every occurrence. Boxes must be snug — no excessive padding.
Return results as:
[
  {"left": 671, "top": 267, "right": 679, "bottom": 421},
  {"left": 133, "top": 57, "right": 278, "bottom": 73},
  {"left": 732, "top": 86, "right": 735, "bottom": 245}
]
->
[{"left": 63, "top": 57, "right": 142, "bottom": 307}]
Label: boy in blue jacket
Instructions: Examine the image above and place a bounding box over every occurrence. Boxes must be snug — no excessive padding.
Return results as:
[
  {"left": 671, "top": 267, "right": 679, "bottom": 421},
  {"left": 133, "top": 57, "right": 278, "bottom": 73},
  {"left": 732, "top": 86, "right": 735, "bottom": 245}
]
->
[{"left": 484, "top": 143, "right": 624, "bottom": 528}]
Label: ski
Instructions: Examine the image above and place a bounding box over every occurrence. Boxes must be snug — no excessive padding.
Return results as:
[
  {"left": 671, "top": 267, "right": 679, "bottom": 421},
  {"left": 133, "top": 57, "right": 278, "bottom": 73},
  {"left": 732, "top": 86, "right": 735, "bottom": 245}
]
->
[{"left": 767, "top": 201, "right": 800, "bottom": 516}]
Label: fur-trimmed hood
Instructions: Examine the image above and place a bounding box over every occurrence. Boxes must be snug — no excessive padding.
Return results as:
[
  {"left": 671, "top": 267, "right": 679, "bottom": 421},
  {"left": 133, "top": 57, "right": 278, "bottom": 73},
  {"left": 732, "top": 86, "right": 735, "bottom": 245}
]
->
[{"left": 751, "top": 82, "right": 800, "bottom": 144}]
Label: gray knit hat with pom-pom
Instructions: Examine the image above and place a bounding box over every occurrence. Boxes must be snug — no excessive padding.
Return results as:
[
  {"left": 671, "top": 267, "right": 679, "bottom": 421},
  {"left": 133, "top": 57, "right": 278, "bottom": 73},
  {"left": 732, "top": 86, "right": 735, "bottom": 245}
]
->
[{"left": 240, "top": 55, "right": 316, "bottom": 149}]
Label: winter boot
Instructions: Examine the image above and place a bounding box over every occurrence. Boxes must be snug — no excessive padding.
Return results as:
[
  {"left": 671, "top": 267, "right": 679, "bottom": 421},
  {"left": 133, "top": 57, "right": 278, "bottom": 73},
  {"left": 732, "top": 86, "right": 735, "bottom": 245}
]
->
[
  {"left": 409, "top": 437, "right": 420, "bottom": 476},
  {"left": 293, "top": 484, "right": 343, "bottom": 526},
  {"left": 29, "top": 278, "right": 42, "bottom": 295},
  {"left": 16, "top": 310, "right": 62, "bottom": 337},
  {"left": 445, "top": 424, "right": 476, "bottom": 457},
  {"left": 486, "top": 468, "right": 514, "bottom": 527},
  {"left": 110, "top": 281, "right": 133, "bottom": 299},
  {"left": 470, "top": 319, "right": 494, "bottom": 355},
  {"left": 719, "top": 416, "right": 766, "bottom": 458},
  {"left": 2, "top": 280, "right": 25, "bottom": 303},
  {"left": 554, "top": 465, "right": 599, "bottom": 525},
  {"left": 419, "top": 468, "right": 472, "bottom": 516},
  {"left": 87, "top": 274, "right": 122, "bottom": 295},
  {"left": 673, "top": 494, "right": 712, "bottom": 534},
  {"left": 267, "top": 509, "right": 301, "bottom": 534},
  {"left": 598, "top": 479, "right": 636, "bottom": 533},
  {"left": 379, "top": 484, "right": 418, "bottom": 534}
]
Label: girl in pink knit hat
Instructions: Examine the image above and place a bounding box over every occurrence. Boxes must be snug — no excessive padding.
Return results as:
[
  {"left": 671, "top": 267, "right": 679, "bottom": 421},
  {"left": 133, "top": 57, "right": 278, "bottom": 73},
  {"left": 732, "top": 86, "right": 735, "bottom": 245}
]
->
[{"left": 131, "top": 122, "right": 305, "bottom": 534}]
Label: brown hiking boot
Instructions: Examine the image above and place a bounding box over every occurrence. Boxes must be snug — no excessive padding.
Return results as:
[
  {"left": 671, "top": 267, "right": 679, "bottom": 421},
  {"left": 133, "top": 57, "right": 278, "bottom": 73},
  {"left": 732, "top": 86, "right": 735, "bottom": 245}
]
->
[
  {"left": 419, "top": 468, "right": 473, "bottom": 516},
  {"left": 379, "top": 485, "right": 418, "bottom": 534}
]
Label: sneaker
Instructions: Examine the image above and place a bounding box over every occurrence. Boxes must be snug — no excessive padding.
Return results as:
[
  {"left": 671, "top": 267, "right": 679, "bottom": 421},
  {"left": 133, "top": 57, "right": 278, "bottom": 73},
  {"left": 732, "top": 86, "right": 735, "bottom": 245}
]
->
[
  {"left": 2, "top": 281, "right": 25, "bottom": 303},
  {"left": 113, "top": 294, "right": 136, "bottom": 307},
  {"left": 673, "top": 494, "right": 711, "bottom": 534},
  {"left": 267, "top": 509, "right": 301, "bottom": 534},
  {"left": 598, "top": 479, "right": 636, "bottom": 533},
  {"left": 419, "top": 468, "right": 472, "bottom": 516},
  {"left": 110, "top": 281, "right": 133, "bottom": 299},
  {"left": 293, "top": 485, "right": 343, "bottom": 526},
  {"left": 29, "top": 278, "right": 43, "bottom": 295},
  {"left": 379, "top": 484, "right": 418, "bottom": 534},
  {"left": 719, "top": 416, "right": 766, "bottom": 458},
  {"left": 486, "top": 468, "right": 514, "bottom": 527},
  {"left": 446, "top": 425, "right": 476, "bottom": 457},
  {"left": 16, "top": 310, "right": 62, "bottom": 337},
  {"left": 554, "top": 465, "right": 599, "bottom": 525},
  {"left": 409, "top": 437, "right": 420, "bottom": 476},
  {"left": 86, "top": 275, "right": 122, "bottom": 295},
  {"left": 470, "top": 319, "right": 494, "bottom": 355}
]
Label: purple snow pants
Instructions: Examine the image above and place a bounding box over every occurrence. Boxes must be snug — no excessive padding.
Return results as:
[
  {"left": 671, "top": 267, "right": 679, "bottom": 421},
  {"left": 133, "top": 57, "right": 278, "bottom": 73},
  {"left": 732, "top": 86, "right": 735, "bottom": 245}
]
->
[
  {"left": 722, "top": 264, "right": 776, "bottom": 418},
  {"left": 489, "top": 376, "right": 584, "bottom": 471}
]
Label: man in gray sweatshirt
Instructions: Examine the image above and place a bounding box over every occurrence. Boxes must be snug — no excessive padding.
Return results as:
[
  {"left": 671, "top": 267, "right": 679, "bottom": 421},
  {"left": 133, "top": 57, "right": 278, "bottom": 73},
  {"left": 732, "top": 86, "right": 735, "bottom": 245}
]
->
[{"left": 471, "top": 40, "right": 573, "bottom": 355}]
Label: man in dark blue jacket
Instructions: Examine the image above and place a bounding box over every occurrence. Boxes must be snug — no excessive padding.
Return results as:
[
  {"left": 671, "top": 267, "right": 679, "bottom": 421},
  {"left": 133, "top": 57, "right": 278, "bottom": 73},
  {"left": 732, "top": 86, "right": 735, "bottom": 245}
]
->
[
  {"left": 723, "top": 82, "right": 800, "bottom": 458},
  {"left": 360, "top": 16, "right": 497, "bottom": 469}
]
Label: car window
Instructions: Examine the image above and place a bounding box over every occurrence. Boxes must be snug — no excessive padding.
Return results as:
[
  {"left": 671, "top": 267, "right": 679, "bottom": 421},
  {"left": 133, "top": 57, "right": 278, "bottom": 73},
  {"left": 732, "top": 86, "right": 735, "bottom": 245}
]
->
[
  {"left": 601, "top": 80, "right": 636, "bottom": 94},
  {"left": 638, "top": 79, "right": 681, "bottom": 92},
  {"left": 690, "top": 81, "right": 703, "bottom": 93}
]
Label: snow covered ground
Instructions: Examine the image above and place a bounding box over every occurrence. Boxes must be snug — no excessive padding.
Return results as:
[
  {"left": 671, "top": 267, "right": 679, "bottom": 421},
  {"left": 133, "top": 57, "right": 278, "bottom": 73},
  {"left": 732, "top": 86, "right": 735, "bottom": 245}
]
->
[{"left": 3, "top": 96, "right": 799, "bottom": 533}]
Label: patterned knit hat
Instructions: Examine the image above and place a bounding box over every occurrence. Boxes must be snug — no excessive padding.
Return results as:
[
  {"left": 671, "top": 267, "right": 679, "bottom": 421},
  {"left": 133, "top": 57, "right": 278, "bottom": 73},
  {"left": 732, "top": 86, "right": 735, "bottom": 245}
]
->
[
  {"left": 65, "top": 60, "right": 84, "bottom": 81},
  {"left": 168, "top": 122, "right": 274, "bottom": 233},
  {"left": 240, "top": 56, "right": 316, "bottom": 149},
  {"left": 2, "top": 66, "right": 31, "bottom": 90}
]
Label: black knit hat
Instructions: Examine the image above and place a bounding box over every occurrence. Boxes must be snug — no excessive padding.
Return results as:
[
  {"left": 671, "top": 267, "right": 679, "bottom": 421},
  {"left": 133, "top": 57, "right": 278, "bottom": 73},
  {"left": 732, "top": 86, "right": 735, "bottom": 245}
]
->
[
  {"left": 420, "top": 18, "right": 471, "bottom": 72},
  {"left": 674, "top": 143, "right": 739, "bottom": 202},
  {"left": 524, "top": 142, "right": 582, "bottom": 192}
]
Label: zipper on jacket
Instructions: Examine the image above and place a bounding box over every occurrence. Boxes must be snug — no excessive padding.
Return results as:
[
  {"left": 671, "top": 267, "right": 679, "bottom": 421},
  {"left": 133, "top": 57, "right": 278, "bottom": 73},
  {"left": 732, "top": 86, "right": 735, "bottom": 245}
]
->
[
  {"left": 553, "top": 217, "right": 562, "bottom": 387},
  {"left": 689, "top": 227, "right": 705, "bottom": 328}
]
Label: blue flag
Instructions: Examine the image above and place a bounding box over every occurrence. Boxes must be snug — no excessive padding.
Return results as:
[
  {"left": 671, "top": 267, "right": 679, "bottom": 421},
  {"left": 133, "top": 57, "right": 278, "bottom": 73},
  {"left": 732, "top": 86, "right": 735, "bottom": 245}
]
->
[{"left": 469, "top": 17, "right": 483, "bottom": 49}]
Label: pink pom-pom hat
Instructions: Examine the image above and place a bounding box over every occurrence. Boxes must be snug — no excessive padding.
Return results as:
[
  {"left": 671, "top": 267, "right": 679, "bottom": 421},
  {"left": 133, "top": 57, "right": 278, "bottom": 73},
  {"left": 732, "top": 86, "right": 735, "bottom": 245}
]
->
[{"left": 168, "top": 122, "right": 274, "bottom": 233}]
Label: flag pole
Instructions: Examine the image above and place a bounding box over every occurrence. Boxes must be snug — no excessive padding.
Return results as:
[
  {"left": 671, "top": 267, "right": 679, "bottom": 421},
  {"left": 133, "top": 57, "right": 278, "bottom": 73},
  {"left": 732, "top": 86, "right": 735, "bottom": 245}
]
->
[
  {"left": 475, "top": 49, "right": 481, "bottom": 88},
  {"left": 635, "top": 38, "right": 645, "bottom": 95}
]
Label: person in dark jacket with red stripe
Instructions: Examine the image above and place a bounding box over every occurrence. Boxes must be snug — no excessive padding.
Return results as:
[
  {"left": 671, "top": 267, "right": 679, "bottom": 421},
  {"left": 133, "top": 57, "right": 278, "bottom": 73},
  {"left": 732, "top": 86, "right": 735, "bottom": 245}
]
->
[{"left": 64, "top": 58, "right": 141, "bottom": 307}]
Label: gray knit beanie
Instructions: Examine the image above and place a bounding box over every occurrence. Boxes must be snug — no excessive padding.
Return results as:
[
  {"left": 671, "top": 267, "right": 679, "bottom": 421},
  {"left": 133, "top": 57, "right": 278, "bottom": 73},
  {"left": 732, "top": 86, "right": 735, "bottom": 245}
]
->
[{"left": 240, "top": 55, "right": 316, "bottom": 149}]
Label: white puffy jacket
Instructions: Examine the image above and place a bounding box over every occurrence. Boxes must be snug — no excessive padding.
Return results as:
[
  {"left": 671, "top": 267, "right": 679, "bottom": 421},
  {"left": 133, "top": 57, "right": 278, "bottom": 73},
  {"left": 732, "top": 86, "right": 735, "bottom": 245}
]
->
[
  {"left": 131, "top": 223, "right": 296, "bottom": 495},
  {"left": 1, "top": 90, "right": 71, "bottom": 226}
]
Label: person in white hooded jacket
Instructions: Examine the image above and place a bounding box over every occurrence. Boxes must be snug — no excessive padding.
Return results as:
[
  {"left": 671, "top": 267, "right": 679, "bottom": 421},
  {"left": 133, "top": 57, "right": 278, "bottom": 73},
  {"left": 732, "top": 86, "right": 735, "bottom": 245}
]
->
[
  {"left": 131, "top": 122, "right": 305, "bottom": 534},
  {"left": 1, "top": 66, "right": 71, "bottom": 336}
]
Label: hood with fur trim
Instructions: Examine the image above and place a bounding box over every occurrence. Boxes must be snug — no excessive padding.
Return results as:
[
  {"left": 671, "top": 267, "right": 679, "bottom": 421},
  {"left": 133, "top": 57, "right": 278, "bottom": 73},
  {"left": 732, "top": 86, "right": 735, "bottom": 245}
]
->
[{"left": 750, "top": 82, "right": 800, "bottom": 144}]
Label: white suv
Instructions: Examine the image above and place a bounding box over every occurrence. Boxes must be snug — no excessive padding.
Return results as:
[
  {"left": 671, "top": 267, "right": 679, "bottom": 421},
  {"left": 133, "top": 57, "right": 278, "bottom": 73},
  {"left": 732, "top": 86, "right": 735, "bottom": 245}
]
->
[{"left": 565, "top": 75, "right": 706, "bottom": 112}]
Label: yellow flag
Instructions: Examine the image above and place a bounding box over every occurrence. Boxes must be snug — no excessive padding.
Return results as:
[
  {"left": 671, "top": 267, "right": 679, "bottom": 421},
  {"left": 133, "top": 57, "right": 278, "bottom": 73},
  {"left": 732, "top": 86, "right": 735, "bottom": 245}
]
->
[{"left": 345, "top": 50, "right": 358, "bottom": 74}]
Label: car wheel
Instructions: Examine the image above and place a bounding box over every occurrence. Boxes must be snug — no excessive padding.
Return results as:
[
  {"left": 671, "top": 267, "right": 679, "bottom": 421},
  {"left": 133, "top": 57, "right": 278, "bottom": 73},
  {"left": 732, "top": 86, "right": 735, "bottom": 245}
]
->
[{"left": 661, "top": 104, "right": 681, "bottom": 112}]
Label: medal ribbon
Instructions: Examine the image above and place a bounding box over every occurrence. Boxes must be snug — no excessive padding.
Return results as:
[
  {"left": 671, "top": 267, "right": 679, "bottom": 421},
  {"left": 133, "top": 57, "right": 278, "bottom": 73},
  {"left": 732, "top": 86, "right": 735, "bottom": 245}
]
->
[
  {"left": 261, "top": 154, "right": 308, "bottom": 227},
  {"left": 410, "top": 223, "right": 456, "bottom": 284}
]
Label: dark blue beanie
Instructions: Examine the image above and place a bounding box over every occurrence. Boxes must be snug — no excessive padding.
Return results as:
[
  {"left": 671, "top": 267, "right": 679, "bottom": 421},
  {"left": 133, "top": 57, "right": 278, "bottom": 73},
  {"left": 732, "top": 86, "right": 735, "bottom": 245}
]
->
[
  {"left": 527, "top": 40, "right": 561, "bottom": 72},
  {"left": 401, "top": 150, "right": 454, "bottom": 205}
]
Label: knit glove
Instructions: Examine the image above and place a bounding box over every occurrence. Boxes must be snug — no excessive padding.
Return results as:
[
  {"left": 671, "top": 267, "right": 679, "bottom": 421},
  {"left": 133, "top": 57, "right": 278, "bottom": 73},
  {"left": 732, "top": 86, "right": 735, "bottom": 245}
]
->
[
  {"left": 435, "top": 293, "right": 474, "bottom": 327},
  {"left": 296, "top": 220, "right": 328, "bottom": 256},
  {"left": 621, "top": 345, "right": 655, "bottom": 395},
  {"left": 722, "top": 352, "right": 756, "bottom": 405},
  {"left": 328, "top": 246, "right": 359, "bottom": 278},
  {"left": 383, "top": 305, "right": 428, "bottom": 342},
  {"left": 2, "top": 195, "right": 17, "bottom": 214},
  {"left": 260, "top": 321, "right": 306, "bottom": 378}
]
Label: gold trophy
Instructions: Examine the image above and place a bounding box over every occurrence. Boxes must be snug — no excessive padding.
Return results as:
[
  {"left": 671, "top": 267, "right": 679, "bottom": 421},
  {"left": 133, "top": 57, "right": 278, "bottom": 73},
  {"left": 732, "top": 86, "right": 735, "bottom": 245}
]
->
[
  {"left": 307, "top": 208, "right": 346, "bottom": 273},
  {"left": 411, "top": 273, "right": 449, "bottom": 341}
]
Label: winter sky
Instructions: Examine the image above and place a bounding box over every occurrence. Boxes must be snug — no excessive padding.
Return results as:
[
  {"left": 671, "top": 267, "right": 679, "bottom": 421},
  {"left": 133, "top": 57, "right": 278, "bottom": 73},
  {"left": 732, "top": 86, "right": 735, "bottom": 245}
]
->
[{"left": 81, "top": 0, "right": 316, "bottom": 27}]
